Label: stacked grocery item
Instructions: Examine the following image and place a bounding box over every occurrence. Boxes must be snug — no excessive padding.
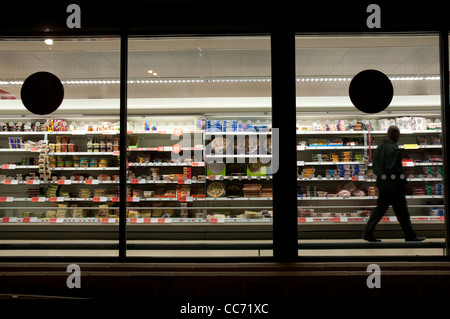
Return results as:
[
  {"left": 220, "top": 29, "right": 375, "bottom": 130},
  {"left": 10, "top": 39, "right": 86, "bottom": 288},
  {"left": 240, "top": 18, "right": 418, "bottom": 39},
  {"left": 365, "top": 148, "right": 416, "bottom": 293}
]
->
[
  {"left": 78, "top": 188, "right": 91, "bottom": 198},
  {"left": 311, "top": 151, "right": 366, "bottom": 163},
  {"left": 261, "top": 187, "right": 273, "bottom": 197},
  {"left": 204, "top": 120, "right": 270, "bottom": 132},
  {"left": 298, "top": 167, "right": 315, "bottom": 178},
  {"left": 38, "top": 141, "right": 51, "bottom": 179},
  {"left": 377, "top": 117, "right": 441, "bottom": 131},
  {"left": 367, "top": 186, "right": 377, "bottom": 197},
  {"left": 409, "top": 183, "right": 443, "bottom": 196},
  {"left": 243, "top": 183, "right": 262, "bottom": 197}
]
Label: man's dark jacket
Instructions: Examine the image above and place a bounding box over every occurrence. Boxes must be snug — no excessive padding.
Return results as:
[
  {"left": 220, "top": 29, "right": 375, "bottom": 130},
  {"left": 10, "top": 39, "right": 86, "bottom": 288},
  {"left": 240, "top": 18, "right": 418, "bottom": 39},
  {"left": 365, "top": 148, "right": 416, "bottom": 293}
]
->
[{"left": 373, "top": 138, "right": 406, "bottom": 192}]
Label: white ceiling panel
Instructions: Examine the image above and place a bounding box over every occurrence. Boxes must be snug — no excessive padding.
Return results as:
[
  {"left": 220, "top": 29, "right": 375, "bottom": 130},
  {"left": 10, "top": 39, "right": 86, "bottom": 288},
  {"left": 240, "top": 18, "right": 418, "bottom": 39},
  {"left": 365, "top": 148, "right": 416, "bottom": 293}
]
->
[{"left": 0, "top": 35, "right": 442, "bottom": 100}]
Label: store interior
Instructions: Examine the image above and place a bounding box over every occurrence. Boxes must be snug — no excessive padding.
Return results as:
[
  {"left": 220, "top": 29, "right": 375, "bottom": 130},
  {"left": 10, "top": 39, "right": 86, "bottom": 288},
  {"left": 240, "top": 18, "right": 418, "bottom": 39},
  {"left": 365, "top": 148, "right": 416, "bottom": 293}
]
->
[{"left": 0, "top": 34, "right": 445, "bottom": 258}]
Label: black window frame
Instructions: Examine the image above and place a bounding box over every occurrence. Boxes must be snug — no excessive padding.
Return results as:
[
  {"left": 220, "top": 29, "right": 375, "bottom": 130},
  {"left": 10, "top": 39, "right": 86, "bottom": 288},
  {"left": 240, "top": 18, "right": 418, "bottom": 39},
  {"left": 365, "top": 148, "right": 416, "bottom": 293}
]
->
[{"left": 0, "top": 1, "right": 448, "bottom": 263}]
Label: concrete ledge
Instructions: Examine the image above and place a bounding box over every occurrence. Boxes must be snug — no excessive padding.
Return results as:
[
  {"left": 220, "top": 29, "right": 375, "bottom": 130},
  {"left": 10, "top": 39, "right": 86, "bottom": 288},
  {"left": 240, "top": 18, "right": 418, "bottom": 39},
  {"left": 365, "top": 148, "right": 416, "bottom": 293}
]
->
[{"left": 0, "top": 262, "right": 450, "bottom": 301}]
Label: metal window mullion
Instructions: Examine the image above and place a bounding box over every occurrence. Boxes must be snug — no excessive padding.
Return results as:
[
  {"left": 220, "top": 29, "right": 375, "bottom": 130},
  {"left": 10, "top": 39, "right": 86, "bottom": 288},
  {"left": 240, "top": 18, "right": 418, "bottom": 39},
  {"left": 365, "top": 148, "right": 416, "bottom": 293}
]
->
[
  {"left": 271, "top": 30, "right": 298, "bottom": 262},
  {"left": 119, "top": 32, "right": 128, "bottom": 260},
  {"left": 439, "top": 31, "right": 450, "bottom": 258}
]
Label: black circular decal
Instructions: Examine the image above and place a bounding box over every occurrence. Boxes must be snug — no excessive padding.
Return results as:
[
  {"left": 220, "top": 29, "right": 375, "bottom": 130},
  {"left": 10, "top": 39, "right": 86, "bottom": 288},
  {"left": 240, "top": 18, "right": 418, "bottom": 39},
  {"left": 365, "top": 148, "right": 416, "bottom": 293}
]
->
[
  {"left": 349, "top": 69, "right": 393, "bottom": 114},
  {"left": 20, "top": 71, "right": 64, "bottom": 115}
]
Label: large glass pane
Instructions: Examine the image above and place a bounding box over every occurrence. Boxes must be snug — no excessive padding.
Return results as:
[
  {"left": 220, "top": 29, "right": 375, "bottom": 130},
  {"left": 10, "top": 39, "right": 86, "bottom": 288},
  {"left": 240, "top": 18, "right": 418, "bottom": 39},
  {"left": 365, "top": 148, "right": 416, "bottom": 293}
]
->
[
  {"left": 0, "top": 37, "right": 121, "bottom": 257},
  {"left": 295, "top": 34, "right": 444, "bottom": 256},
  {"left": 126, "top": 36, "right": 273, "bottom": 258}
]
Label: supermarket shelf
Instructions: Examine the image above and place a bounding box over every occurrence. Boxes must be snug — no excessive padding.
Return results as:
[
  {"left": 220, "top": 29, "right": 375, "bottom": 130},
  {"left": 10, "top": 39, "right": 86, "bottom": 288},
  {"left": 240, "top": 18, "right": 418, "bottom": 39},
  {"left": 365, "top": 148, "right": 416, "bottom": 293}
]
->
[
  {"left": 0, "top": 196, "right": 272, "bottom": 203},
  {"left": 50, "top": 167, "right": 119, "bottom": 171},
  {"left": 0, "top": 216, "right": 443, "bottom": 224},
  {"left": 207, "top": 175, "right": 272, "bottom": 180},
  {"left": 0, "top": 180, "right": 119, "bottom": 185},
  {"left": 298, "top": 145, "right": 442, "bottom": 150},
  {"left": 129, "top": 178, "right": 204, "bottom": 184},
  {"left": 297, "top": 177, "right": 443, "bottom": 182},
  {"left": 298, "top": 161, "right": 366, "bottom": 166},
  {"left": 0, "top": 165, "right": 39, "bottom": 170},
  {"left": 0, "top": 131, "right": 48, "bottom": 135},
  {"left": 127, "top": 130, "right": 202, "bottom": 135},
  {"left": 297, "top": 195, "right": 443, "bottom": 200},
  {"left": 48, "top": 152, "right": 116, "bottom": 156},
  {"left": 0, "top": 148, "right": 39, "bottom": 152},
  {"left": 204, "top": 131, "right": 271, "bottom": 136},
  {"left": 297, "top": 161, "right": 442, "bottom": 167},
  {"left": 299, "top": 145, "right": 367, "bottom": 150},
  {"left": 3, "top": 129, "right": 439, "bottom": 136},
  {"left": 0, "top": 195, "right": 438, "bottom": 203},
  {"left": 129, "top": 162, "right": 204, "bottom": 167},
  {"left": 128, "top": 147, "right": 203, "bottom": 151},
  {"left": 205, "top": 154, "right": 272, "bottom": 159},
  {"left": 296, "top": 130, "right": 442, "bottom": 135}
]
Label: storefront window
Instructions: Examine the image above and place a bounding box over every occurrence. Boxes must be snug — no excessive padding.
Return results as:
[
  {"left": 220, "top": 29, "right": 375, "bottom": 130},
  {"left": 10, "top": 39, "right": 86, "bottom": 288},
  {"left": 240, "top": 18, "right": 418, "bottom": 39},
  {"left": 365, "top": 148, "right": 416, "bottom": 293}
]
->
[
  {"left": 0, "top": 37, "right": 121, "bottom": 257},
  {"left": 295, "top": 34, "right": 445, "bottom": 256},
  {"left": 126, "top": 36, "right": 273, "bottom": 257}
]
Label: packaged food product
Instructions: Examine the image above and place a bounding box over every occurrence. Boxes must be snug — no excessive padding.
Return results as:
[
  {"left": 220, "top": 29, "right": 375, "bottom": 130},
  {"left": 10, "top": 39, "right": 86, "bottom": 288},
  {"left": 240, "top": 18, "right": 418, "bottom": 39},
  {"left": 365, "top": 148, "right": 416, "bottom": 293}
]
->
[
  {"left": 89, "top": 159, "right": 98, "bottom": 167},
  {"left": 99, "top": 159, "right": 108, "bottom": 167},
  {"left": 127, "top": 209, "right": 140, "bottom": 218},
  {"left": 97, "top": 204, "right": 109, "bottom": 217},
  {"left": 207, "top": 181, "right": 226, "bottom": 198},
  {"left": 210, "top": 137, "right": 228, "bottom": 153},
  {"left": 46, "top": 211, "right": 57, "bottom": 218},
  {"left": 73, "top": 208, "right": 84, "bottom": 218},
  {"left": 244, "top": 211, "right": 263, "bottom": 218},
  {"left": 143, "top": 191, "right": 155, "bottom": 198},
  {"left": 80, "top": 158, "right": 88, "bottom": 167},
  {"left": 141, "top": 210, "right": 152, "bottom": 218}
]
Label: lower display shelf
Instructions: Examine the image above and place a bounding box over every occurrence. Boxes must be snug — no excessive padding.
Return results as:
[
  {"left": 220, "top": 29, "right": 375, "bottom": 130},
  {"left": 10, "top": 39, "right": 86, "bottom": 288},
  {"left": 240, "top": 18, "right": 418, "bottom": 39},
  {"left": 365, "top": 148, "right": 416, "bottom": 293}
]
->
[{"left": 0, "top": 216, "right": 444, "bottom": 224}]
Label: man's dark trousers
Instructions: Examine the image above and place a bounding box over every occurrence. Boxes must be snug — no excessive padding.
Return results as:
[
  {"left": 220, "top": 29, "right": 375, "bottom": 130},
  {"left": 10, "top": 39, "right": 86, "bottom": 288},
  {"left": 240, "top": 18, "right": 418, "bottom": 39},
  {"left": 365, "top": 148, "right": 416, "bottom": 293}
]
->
[{"left": 364, "top": 189, "right": 416, "bottom": 240}]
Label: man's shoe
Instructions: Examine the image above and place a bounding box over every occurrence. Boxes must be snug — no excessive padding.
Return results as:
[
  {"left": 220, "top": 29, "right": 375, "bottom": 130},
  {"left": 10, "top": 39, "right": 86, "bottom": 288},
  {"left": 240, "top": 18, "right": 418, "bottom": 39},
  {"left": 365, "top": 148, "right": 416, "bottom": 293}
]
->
[
  {"left": 405, "top": 236, "right": 426, "bottom": 242},
  {"left": 362, "top": 234, "right": 381, "bottom": 243}
]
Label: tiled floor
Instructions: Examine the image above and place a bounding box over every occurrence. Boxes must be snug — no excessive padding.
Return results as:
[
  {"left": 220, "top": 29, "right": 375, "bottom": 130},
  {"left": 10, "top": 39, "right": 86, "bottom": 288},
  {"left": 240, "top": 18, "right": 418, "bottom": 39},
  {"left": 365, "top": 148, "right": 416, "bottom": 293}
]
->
[{"left": 0, "top": 238, "right": 445, "bottom": 257}]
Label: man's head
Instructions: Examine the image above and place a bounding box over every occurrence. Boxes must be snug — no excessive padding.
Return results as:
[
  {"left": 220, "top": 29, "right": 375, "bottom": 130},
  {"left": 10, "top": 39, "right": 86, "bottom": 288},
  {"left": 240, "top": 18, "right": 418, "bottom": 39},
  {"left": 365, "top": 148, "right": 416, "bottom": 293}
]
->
[{"left": 387, "top": 125, "right": 400, "bottom": 143}]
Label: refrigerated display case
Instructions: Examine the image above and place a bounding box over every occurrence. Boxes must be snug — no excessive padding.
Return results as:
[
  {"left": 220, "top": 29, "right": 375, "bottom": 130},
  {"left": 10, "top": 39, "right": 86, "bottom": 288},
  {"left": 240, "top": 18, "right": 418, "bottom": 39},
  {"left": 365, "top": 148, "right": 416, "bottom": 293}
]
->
[
  {"left": 295, "top": 34, "right": 446, "bottom": 251},
  {"left": 295, "top": 114, "right": 444, "bottom": 239}
]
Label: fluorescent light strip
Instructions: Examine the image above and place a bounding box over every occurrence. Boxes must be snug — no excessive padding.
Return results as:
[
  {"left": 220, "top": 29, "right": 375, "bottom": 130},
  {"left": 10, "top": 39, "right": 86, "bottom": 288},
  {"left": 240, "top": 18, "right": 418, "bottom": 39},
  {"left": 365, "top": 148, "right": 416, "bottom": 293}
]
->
[{"left": 0, "top": 76, "right": 441, "bottom": 86}]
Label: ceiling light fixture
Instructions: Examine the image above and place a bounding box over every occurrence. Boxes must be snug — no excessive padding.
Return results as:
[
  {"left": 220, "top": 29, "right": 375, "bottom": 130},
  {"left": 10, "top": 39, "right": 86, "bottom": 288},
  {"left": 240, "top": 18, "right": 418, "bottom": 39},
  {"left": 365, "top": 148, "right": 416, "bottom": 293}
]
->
[
  {"left": 44, "top": 39, "right": 54, "bottom": 46},
  {"left": 0, "top": 75, "right": 441, "bottom": 87}
]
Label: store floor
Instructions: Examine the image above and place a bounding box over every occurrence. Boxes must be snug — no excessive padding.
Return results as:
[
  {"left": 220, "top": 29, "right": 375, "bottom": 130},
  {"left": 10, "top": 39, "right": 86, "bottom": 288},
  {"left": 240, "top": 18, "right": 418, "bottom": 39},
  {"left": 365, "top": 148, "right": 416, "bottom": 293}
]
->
[{"left": 0, "top": 238, "right": 445, "bottom": 257}]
